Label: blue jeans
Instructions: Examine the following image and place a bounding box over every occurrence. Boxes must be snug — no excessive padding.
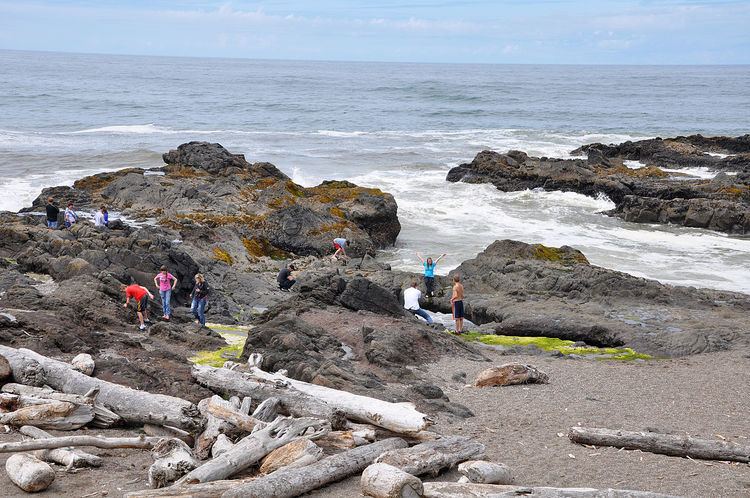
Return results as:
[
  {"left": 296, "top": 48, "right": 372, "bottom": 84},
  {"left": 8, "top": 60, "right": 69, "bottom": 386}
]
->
[
  {"left": 191, "top": 297, "right": 207, "bottom": 326},
  {"left": 159, "top": 289, "right": 171, "bottom": 317},
  {"left": 47, "top": 221, "right": 58, "bottom": 229},
  {"left": 410, "top": 308, "right": 433, "bottom": 324}
]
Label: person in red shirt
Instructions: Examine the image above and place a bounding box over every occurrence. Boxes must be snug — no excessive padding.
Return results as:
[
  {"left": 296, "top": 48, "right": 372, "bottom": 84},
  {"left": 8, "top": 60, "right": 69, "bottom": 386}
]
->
[{"left": 122, "top": 283, "right": 155, "bottom": 330}]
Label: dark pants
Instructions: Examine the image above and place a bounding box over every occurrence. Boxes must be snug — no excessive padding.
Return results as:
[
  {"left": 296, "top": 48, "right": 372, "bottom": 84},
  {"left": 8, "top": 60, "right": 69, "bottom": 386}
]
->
[
  {"left": 279, "top": 279, "right": 296, "bottom": 290},
  {"left": 424, "top": 276, "right": 434, "bottom": 296}
]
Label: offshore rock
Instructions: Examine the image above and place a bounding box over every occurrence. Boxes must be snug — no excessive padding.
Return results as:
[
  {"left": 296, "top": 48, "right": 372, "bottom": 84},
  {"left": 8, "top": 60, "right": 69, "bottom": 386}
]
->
[{"left": 447, "top": 149, "right": 750, "bottom": 234}]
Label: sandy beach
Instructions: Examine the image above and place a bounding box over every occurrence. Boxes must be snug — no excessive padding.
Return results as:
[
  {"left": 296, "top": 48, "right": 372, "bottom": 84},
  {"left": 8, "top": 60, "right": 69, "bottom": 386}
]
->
[{"left": 2, "top": 346, "right": 747, "bottom": 497}]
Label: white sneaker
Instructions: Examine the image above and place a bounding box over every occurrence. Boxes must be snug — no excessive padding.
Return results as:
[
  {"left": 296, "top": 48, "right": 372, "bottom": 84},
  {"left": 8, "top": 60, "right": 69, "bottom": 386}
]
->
[{"left": 139, "top": 324, "right": 146, "bottom": 331}]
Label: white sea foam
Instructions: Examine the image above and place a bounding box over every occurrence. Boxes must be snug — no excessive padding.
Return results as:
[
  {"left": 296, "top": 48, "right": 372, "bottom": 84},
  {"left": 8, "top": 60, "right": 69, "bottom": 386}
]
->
[{"left": 662, "top": 167, "right": 718, "bottom": 179}]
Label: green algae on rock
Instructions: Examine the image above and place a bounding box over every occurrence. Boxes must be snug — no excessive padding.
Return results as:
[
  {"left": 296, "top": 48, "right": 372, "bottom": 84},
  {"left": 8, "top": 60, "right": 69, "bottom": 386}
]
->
[
  {"left": 460, "top": 332, "right": 651, "bottom": 361},
  {"left": 190, "top": 326, "right": 248, "bottom": 367}
]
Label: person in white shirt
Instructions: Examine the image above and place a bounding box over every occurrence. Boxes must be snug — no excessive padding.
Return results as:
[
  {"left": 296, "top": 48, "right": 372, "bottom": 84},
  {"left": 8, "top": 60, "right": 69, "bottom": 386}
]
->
[
  {"left": 403, "top": 281, "right": 433, "bottom": 324},
  {"left": 93, "top": 205, "right": 107, "bottom": 227}
]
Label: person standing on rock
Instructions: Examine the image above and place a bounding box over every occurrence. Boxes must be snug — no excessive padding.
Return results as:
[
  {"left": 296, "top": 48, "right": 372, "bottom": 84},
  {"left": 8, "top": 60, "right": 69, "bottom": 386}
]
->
[
  {"left": 277, "top": 264, "right": 296, "bottom": 291},
  {"left": 45, "top": 197, "right": 59, "bottom": 229},
  {"left": 331, "top": 237, "right": 349, "bottom": 262},
  {"left": 123, "top": 283, "right": 155, "bottom": 331},
  {"left": 154, "top": 266, "right": 178, "bottom": 320},
  {"left": 191, "top": 273, "right": 210, "bottom": 326},
  {"left": 416, "top": 252, "right": 446, "bottom": 298},
  {"left": 403, "top": 281, "right": 433, "bottom": 324},
  {"left": 63, "top": 202, "right": 78, "bottom": 229},
  {"left": 450, "top": 274, "right": 465, "bottom": 335},
  {"left": 94, "top": 205, "right": 108, "bottom": 227}
]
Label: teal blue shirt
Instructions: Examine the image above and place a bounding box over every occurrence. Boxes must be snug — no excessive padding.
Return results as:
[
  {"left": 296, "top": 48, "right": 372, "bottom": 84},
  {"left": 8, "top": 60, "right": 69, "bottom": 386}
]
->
[{"left": 423, "top": 262, "right": 437, "bottom": 278}]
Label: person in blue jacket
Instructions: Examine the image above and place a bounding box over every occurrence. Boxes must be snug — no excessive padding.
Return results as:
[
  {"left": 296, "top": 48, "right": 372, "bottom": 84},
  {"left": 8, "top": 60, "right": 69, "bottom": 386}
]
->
[{"left": 416, "top": 251, "right": 446, "bottom": 298}]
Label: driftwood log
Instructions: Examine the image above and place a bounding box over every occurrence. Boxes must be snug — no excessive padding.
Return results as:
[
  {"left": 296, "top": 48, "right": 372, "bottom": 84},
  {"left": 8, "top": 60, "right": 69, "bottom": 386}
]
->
[
  {"left": 177, "top": 416, "right": 329, "bottom": 485},
  {"left": 195, "top": 396, "right": 243, "bottom": 460},
  {"left": 316, "top": 429, "right": 373, "bottom": 451},
  {"left": 0, "top": 346, "right": 200, "bottom": 430},
  {"left": 5, "top": 453, "right": 56, "bottom": 492},
  {"left": 376, "top": 436, "right": 486, "bottom": 476},
  {"left": 474, "top": 363, "right": 549, "bottom": 387},
  {"left": 259, "top": 438, "right": 323, "bottom": 475},
  {"left": 421, "top": 483, "right": 678, "bottom": 497},
  {"left": 149, "top": 438, "right": 199, "bottom": 488},
  {"left": 251, "top": 397, "right": 281, "bottom": 422},
  {"left": 20, "top": 425, "right": 103, "bottom": 471},
  {"left": 0, "top": 434, "right": 162, "bottom": 453},
  {"left": 0, "top": 398, "right": 94, "bottom": 430},
  {"left": 2, "top": 384, "right": 120, "bottom": 428},
  {"left": 248, "top": 367, "right": 431, "bottom": 434},
  {"left": 457, "top": 460, "right": 512, "bottom": 484},
  {"left": 347, "top": 422, "right": 439, "bottom": 445},
  {"left": 207, "top": 395, "right": 260, "bottom": 432},
  {"left": 211, "top": 434, "right": 234, "bottom": 458},
  {"left": 124, "top": 477, "right": 257, "bottom": 497},
  {"left": 143, "top": 424, "right": 194, "bottom": 447},
  {"left": 569, "top": 427, "right": 750, "bottom": 463},
  {"left": 361, "top": 462, "right": 424, "bottom": 498},
  {"left": 221, "top": 437, "right": 409, "bottom": 498},
  {"left": 192, "top": 365, "right": 346, "bottom": 429}
]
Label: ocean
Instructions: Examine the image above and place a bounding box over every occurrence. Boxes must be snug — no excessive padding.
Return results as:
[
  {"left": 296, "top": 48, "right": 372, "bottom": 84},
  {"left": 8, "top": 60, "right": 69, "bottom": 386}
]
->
[{"left": 1, "top": 50, "right": 749, "bottom": 293}]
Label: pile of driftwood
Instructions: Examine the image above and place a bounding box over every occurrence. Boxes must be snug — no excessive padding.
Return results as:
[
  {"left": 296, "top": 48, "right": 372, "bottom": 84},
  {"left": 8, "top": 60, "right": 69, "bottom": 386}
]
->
[{"left": 0, "top": 346, "right": 741, "bottom": 497}]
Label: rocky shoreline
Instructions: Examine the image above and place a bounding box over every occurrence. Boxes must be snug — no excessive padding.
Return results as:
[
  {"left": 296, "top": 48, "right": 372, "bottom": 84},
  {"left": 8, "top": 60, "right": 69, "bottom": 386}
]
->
[
  {"left": 1, "top": 139, "right": 749, "bottom": 496},
  {"left": 447, "top": 135, "right": 750, "bottom": 234}
]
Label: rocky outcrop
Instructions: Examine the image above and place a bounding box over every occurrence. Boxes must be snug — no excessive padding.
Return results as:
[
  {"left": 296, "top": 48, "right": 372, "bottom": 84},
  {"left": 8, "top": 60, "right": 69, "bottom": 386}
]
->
[
  {"left": 238, "top": 264, "right": 484, "bottom": 417},
  {"left": 415, "top": 240, "right": 750, "bottom": 357},
  {"left": 24, "top": 142, "right": 400, "bottom": 259},
  {"left": 0, "top": 217, "right": 225, "bottom": 401},
  {"left": 571, "top": 134, "right": 750, "bottom": 172},
  {"left": 447, "top": 149, "right": 750, "bottom": 234}
]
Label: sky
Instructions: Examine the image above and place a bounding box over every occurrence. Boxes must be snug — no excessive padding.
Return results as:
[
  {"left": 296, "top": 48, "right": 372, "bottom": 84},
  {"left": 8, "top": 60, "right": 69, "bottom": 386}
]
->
[{"left": 1, "top": 1, "right": 749, "bottom": 64}]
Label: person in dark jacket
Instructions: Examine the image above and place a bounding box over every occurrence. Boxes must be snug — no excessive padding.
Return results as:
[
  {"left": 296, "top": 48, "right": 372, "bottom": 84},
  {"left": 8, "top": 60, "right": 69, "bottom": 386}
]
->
[
  {"left": 190, "top": 273, "right": 210, "bottom": 326},
  {"left": 45, "top": 197, "right": 59, "bottom": 229},
  {"left": 277, "top": 264, "right": 296, "bottom": 291}
]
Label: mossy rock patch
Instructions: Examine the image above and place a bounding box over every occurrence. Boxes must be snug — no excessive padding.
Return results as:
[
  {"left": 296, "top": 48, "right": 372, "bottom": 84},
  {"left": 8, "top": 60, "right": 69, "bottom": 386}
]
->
[{"left": 460, "top": 332, "right": 651, "bottom": 361}]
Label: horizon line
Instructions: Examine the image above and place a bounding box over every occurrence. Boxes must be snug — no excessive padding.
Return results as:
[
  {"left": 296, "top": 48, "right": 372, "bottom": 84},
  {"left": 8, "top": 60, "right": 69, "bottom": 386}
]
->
[{"left": 2, "top": 47, "right": 749, "bottom": 67}]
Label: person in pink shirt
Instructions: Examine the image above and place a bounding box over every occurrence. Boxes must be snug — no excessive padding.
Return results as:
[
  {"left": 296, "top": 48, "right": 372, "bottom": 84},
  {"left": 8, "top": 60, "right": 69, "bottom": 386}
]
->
[{"left": 153, "top": 266, "right": 178, "bottom": 320}]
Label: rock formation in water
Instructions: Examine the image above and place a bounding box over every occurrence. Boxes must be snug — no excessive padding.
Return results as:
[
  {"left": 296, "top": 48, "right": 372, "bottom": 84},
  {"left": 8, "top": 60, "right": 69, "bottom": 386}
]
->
[{"left": 446, "top": 145, "right": 750, "bottom": 234}]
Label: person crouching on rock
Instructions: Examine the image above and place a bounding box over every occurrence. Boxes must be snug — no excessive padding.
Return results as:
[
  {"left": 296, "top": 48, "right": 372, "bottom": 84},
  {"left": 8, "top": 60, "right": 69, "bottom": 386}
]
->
[
  {"left": 277, "top": 264, "right": 296, "bottom": 291},
  {"left": 331, "top": 237, "right": 350, "bottom": 262},
  {"left": 403, "top": 281, "right": 433, "bottom": 324},
  {"left": 122, "top": 283, "right": 155, "bottom": 331},
  {"left": 450, "top": 274, "right": 465, "bottom": 335},
  {"left": 154, "top": 266, "right": 178, "bottom": 320},
  {"left": 191, "top": 274, "right": 210, "bottom": 326},
  {"left": 417, "top": 252, "right": 446, "bottom": 298}
]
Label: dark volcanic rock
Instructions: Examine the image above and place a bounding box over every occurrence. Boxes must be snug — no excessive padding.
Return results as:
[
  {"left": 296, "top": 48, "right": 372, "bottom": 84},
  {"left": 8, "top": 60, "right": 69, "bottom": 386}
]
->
[
  {"left": 447, "top": 149, "right": 750, "bottom": 234},
  {"left": 24, "top": 142, "right": 400, "bottom": 258},
  {"left": 418, "top": 239, "right": 750, "bottom": 357},
  {"left": 240, "top": 265, "right": 485, "bottom": 404},
  {"left": 571, "top": 134, "right": 750, "bottom": 172}
]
